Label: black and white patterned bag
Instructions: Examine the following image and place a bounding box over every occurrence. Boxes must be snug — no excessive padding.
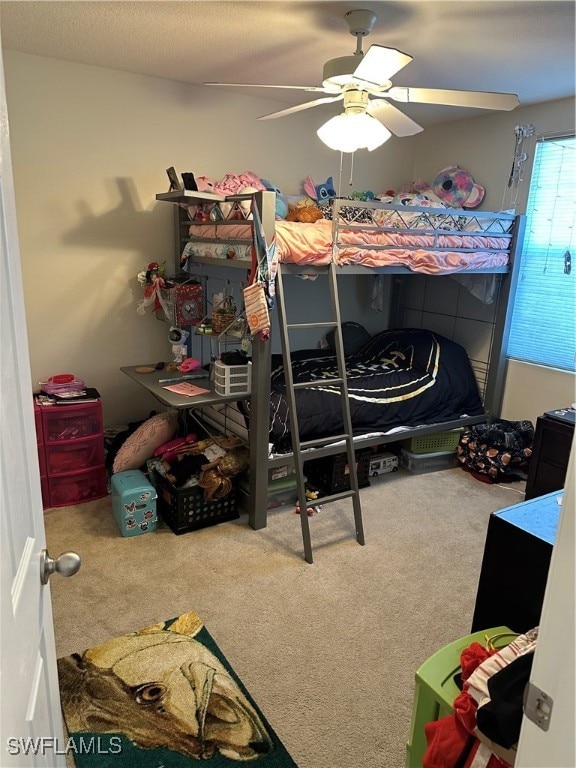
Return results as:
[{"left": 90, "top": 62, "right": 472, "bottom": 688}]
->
[{"left": 457, "top": 420, "right": 534, "bottom": 482}]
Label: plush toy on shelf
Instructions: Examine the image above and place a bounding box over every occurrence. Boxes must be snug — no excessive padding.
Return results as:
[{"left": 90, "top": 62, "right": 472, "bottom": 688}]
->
[
  {"left": 303, "top": 175, "right": 337, "bottom": 205},
  {"left": 260, "top": 178, "right": 289, "bottom": 219},
  {"left": 285, "top": 199, "right": 324, "bottom": 223},
  {"left": 413, "top": 165, "right": 486, "bottom": 209}
]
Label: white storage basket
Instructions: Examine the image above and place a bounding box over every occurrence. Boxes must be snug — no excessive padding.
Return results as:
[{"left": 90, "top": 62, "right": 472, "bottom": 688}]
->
[{"left": 214, "top": 361, "right": 251, "bottom": 396}]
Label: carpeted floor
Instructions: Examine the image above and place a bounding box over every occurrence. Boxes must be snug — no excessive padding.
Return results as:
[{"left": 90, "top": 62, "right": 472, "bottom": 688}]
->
[{"left": 45, "top": 466, "right": 526, "bottom": 768}]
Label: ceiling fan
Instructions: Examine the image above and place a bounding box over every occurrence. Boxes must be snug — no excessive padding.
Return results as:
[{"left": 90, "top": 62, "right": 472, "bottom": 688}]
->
[{"left": 204, "top": 9, "right": 520, "bottom": 144}]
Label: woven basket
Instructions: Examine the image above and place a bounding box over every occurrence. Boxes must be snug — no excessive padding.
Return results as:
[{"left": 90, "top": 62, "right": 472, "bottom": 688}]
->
[{"left": 211, "top": 312, "right": 236, "bottom": 334}]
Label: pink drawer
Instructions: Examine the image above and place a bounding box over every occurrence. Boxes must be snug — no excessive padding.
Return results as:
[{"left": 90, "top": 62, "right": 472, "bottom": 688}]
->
[
  {"left": 48, "top": 467, "right": 107, "bottom": 508},
  {"left": 42, "top": 403, "right": 103, "bottom": 443},
  {"left": 45, "top": 435, "right": 104, "bottom": 476}
]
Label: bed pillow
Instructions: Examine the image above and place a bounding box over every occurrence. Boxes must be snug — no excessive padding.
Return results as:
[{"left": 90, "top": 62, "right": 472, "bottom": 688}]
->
[
  {"left": 326, "top": 322, "right": 372, "bottom": 355},
  {"left": 112, "top": 411, "right": 178, "bottom": 473}
]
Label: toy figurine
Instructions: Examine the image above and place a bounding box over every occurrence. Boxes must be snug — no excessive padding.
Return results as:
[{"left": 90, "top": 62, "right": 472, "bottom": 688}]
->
[
  {"left": 136, "top": 261, "right": 167, "bottom": 316},
  {"left": 168, "top": 327, "right": 189, "bottom": 363}
]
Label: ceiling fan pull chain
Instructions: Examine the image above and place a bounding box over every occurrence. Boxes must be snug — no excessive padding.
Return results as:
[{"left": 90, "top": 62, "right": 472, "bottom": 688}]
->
[
  {"left": 337, "top": 151, "right": 344, "bottom": 197},
  {"left": 348, "top": 151, "right": 355, "bottom": 188}
]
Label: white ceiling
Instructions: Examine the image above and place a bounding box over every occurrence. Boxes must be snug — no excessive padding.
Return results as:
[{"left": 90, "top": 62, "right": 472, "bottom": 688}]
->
[{"left": 2, "top": 1, "right": 575, "bottom": 126}]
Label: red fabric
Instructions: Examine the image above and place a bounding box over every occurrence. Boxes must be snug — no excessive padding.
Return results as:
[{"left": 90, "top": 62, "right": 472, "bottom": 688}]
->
[
  {"left": 423, "top": 714, "right": 474, "bottom": 768},
  {"left": 460, "top": 642, "right": 495, "bottom": 681},
  {"left": 454, "top": 690, "right": 479, "bottom": 734},
  {"left": 424, "top": 713, "right": 511, "bottom": 767},
  {"left": 422, "top": 640, "right": 514, "bottom": 768}
]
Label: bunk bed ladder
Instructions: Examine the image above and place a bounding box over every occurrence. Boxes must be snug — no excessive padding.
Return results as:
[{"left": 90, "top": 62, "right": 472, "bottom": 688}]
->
[{"left": 275, "top": 262, "right": 365, "bottom": 564}]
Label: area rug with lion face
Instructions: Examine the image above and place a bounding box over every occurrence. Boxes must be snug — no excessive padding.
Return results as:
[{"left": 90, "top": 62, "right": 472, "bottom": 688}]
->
[{"left": 57, "top": 611, "right": 297, "bottom": 767}]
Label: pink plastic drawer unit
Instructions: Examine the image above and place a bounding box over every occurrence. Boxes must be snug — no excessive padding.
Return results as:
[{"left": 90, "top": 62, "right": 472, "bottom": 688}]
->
[
  {"left": 35, "top": 398, "right": 106, "bottom": 509},
  {"left": 37, "top": 443, "right": 47, "bottom": 477},
  {"left": 42, "top": 403, "right": 103, "bottom": 443},
  {"left": 45, "top": 435, "right": 105, "bottom": 476},
  {"left": 48, "top": 467, "right": 107, "bottom": 508}
]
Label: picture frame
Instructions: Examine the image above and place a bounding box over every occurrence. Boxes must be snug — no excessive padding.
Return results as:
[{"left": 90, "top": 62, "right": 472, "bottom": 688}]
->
[{"left": 166, "top": 166, "right": 183, "bottom": 192}]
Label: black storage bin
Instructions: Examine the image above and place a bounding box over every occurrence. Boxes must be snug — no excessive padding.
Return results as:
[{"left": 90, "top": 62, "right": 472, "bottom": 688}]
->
[
  {"left": 153, "top": 471, "right": 239, "bottom": 535},
  {"left": 304, "top": 450, "right": 371, "bottom": 495}
]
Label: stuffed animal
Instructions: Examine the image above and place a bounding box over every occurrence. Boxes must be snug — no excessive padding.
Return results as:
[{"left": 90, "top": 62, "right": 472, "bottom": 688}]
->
[
  {"left": 195, "top": 175, "right": 217, "bottom": 193},
  {"left": 214, "top": 172, "right": 265, "bottom": 196},
  {"left": 412, "top": 166, "right": 485, "bottom": 209},
  {"left": 303, "top": 175, "right": 337, "bottom": 205},
  {"left": 260, "top": 178, "right": 289, "bottom": 219},
  {"left": 285, "top": 201, "right": 324, "bottom": 223},
  {"left": 351, "top": 190, "right": 376, "bottom": 201}
]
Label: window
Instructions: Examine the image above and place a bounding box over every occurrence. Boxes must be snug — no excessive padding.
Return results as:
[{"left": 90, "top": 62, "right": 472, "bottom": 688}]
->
[{"left": 507, "top": 135, "right": 575, "bottom": 371}]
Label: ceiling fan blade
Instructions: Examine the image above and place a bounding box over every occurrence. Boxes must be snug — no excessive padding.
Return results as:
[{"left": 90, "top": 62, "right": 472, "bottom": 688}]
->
[
  {"left": 387, "top": 87, "right": 520, "bottom": 111},
  {"left": 204, "top": 82, "right": 327, "bottom": 93},
  {"left": 353, "top": 44, "right": 413, "bottom": 86},
  {"left": 258, "top": 95, "right": 343, "bottom": 121},
  {"left": 368, "top": 99, "right": 423, "bottom": 137}
]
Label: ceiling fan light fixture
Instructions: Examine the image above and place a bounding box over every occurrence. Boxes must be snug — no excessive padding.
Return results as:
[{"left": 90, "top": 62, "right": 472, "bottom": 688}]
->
[{"left": 317, "top": 111, "right": 391, "bottom": 153}]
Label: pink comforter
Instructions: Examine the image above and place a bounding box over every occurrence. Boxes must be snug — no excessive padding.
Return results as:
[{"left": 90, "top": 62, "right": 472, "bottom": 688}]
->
[
  {"left": 275, "top": 220, "right": 510, "bottom": 272},
  {"left": 188, "top": 219, "right": 511, "bottom": 273}
]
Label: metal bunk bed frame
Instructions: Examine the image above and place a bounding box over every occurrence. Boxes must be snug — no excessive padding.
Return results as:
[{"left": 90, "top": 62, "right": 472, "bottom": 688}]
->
[{"left": 157, "top": 189, "right": 526, "bottom": 532}]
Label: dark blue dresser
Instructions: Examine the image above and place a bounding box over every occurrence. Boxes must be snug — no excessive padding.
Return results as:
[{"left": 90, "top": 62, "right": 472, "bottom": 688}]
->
[{"left": 471, "top": 490, "right": 562, "bottom": 633}]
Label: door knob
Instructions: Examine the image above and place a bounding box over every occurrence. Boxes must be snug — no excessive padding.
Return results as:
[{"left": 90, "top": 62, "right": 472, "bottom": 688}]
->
[{"left": 40, "top": 549, "right": 81, "bottom": 585}]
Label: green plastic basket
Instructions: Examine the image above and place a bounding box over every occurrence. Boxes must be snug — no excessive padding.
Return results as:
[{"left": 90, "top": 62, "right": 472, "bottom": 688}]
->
[{"left": 400, "top": 429, "right": 462, "bottom": 455}]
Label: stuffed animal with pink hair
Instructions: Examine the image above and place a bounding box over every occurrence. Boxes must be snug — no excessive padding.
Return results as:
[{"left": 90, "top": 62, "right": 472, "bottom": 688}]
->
[{"left": 413, "top": 166, "right": 485, "bottom": 209}]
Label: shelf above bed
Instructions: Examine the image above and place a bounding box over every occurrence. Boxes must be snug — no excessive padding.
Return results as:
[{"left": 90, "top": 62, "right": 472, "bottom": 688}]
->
[
  {"left": 156, "top": 190, "right": 227, "bottom": 204},
  {"left": 184, "top": 255, "right": 252, "bottom": 270}
]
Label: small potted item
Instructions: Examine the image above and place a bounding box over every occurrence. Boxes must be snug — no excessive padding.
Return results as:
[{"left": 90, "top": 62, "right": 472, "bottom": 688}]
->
[{"left": 211, "top": 296, "right": 237, "bottom": 335}]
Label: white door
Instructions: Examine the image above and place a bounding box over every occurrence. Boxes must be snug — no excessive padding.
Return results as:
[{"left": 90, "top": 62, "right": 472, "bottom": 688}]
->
[
  {"left": 515, "top": 437, "right": 575, "bottom": 767},
  {"left": 0, "top": 41, "right": 67, "bottom": 768}
]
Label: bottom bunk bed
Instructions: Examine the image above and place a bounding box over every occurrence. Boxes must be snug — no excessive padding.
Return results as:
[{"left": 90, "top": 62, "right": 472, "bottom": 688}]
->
[
  {"left": 262, "top": 327, "right": 484, "bottom": 454},
  {"left": 195, "top": 326, "right": 491, "bottom": 511}
]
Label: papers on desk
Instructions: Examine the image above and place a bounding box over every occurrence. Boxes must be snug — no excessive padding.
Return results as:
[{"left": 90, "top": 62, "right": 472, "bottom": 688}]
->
[{"left": 162, "top": 382, "right": 209, "bottom": 397}]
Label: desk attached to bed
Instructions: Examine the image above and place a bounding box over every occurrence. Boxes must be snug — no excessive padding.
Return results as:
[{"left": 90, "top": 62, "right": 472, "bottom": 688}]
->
[{"left": 120, "top": 365, "right": 266, "bottom": 531}]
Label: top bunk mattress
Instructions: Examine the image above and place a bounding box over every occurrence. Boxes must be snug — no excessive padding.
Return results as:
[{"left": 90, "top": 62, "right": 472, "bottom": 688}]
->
[{"left": 184, "top": 199, "right": 515, "bottom": 274}]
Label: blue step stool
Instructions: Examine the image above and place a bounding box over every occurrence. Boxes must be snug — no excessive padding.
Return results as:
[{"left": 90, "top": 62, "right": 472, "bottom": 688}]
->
[{"left": 111, "top": 470, "right": 158, "bottom": 536}]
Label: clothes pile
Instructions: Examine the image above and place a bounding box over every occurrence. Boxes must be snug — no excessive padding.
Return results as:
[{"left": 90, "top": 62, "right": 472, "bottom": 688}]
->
[{"left": 423, "top": 628, "right": 538, "bottom": 768}]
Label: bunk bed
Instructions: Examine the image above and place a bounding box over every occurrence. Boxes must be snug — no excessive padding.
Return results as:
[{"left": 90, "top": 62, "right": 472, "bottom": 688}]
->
[{"left": 156, "top": 189, "right": 526, "bottom": 529}]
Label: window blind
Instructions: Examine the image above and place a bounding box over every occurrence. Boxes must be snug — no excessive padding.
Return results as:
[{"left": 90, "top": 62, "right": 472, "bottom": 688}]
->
[{"left": 507, "top": 135, "right": 576, "bottom": 371}]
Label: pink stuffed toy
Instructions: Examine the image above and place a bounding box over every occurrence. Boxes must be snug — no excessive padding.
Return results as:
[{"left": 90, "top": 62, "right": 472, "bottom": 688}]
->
[
  {"left": 178, "top": 357, "right": 201, "bottom": 373},
  {"left": 431, "top": 166, "right": 485, "bottom": 208},
  {"left": 195, "top": 175, "right": 217, "bottom": 193},
  {"left": 410, "top": 166, "right": 485, "bottom": 209},
  {"left": 214, "top": 172, "right": 266, "bottom": 196}
]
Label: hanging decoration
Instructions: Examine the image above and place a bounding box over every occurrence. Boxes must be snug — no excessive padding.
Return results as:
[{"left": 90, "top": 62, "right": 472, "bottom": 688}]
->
[
  {"left": 503, "top": 124, "right": 535, "bottom": 210},
  {"left": 136, "top": 261, "right": 170, "bottom": 316}
]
